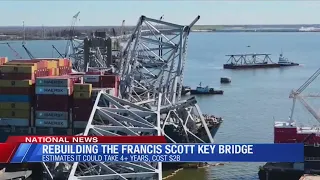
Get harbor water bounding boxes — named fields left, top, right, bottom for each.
left=1, top=32, right=320, bottom=179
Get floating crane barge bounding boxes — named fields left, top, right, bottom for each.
left=223, top=53, right=299, bottom=69
left=223, top=54, right=280, bottom=69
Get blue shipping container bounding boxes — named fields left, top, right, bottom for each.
left=0, top=95, right=31, bottom=102
left=35, top=87, right=71, bottom=95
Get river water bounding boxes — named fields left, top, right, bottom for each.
left=1, top=32, right=320, bottom=179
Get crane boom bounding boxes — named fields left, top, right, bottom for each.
left=22, top=44, right=35, bottom=59
left=0, top=42, right=22, bottom=59
left=293, top=66, right=320, bottom=96
left=64, top=11, right=80, bottom=58
left=289, top=64, right=320, bottom=123
left=298, top=96, right=320, bottom=123
left=52, top=45, right=64, bottom=58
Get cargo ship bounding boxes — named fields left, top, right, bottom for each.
left=0, top=57, right=223, bottom=177
left=223, top=53, right=299, bottom=69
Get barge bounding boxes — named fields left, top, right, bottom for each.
left=223, top=53, right=299, bottom=69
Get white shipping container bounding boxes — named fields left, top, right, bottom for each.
left=91, top=89, right=103, bottom=97
left=36, top=86, right=71, bottom=95
left=0, top=118, right=29, bottom=126
left=106, top=88, right=116, bottom=96
left=35, top=119, right=68, bottom=128
left=73, top=121, right=88, bottom=128
left=83, top=75, right=100, bottom=83
left=36, top=111, right=68, bottom=120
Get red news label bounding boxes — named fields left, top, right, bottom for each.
left=6, top=136, right=167, bottom=143
left=25, top=136, right=99, bottom=143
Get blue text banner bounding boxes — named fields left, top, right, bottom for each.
left=10, top=143, right=304, bottom=163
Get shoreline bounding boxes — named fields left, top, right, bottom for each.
left=191, top=30, right=320, bottom=33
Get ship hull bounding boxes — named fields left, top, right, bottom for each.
left=223, top=63, right=280, bottom=69
left=259, top=162, right=320, bottom=180
left=258, top=166, right=304, bottom=180
left=279, top=63, right=299, bottom=67
left=190, top=90, right=223, bottom=95
left=274, top=126, right=320, bottom=145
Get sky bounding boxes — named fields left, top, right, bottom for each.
left=1, top=1, right=320, bottom=26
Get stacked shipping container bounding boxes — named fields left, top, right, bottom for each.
left=73, top=83, right=93, bottom=128
left=83, top=74, right=119, bottom=96
left=0, top=61, right=36, bottom=127
left=35, top=76, right=74, bottom=128
left=0, top=58, right=73, bottom=130
left=0, top=57, right=121, bottom=134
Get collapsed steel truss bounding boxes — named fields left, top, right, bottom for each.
left=42, top=91, right=213, bottom=180
left=51, top=15, right=217, bottom=180
left=118, top=15, right=200, bottom=105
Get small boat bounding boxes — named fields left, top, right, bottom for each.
left=278, top=53, right=299, bottom=66
left=190, top=82, right=223, bottom=95
left=220, top=77, right=231, bottom=84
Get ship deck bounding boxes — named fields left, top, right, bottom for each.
left=300, top=174, right=320, bottom=180
left=262, top=162, right=294, bottom=171
left=275, top=121, right=320, bottom=134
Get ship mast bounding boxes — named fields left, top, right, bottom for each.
left=22, top=21, right=26, bottom=45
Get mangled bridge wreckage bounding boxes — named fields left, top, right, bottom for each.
left=39, top=15, right=219, bottom=180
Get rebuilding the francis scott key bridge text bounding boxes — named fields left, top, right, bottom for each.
left=42, top=144, right=254, bottom=154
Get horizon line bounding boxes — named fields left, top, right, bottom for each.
left=0, top=23, right=319, bottom=27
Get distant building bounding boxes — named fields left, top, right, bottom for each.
left=299, top=27, right=320, bottom=32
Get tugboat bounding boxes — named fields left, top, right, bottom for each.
left=278, top=53, right=299, bottom=66
left=190, top=82, right=223, bottom=95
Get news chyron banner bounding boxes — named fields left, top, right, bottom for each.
left=0, top=136, right=304, bottom=163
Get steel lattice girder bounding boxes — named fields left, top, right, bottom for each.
left=118, top=15, right=200, bottom=104
left=56, top=91, right=162, bottom=180
left=41, top=89, right=214, bottom=180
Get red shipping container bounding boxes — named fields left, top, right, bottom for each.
left=90, top=82, right=100, bottom=87
left=36, top=95, right=71, bottom=111
left=10, top=59, right=40, bottom=62
left=100, top=75, right=119, bottom=88
left=73, top=99, right=94, bottom=107
left=73, top=107, right=92, bottom=121
left=0, top=86, right=35, bottom=95
left=0, top=72, right=36, bottom=80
